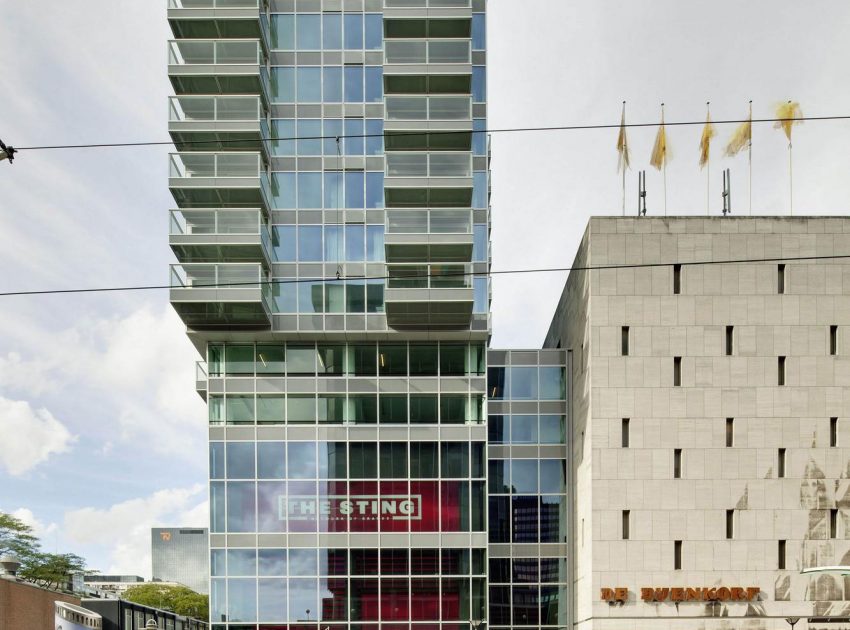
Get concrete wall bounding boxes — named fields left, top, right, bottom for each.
left=0, top=577, right=80, bottom=630
left=545, top=216, right=850, bottom=630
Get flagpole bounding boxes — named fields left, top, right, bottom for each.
left=789, top=140, right=793, bottom=216
left=662, top=103, right=667, bottom=216
left=748, top=101, right=752, bottom=215
left=706, top=102, right=710, bottom=216
left=622, top=164, right=626, bottom=216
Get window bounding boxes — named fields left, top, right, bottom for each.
left=832, top=417, right=839, bottom=447
left=778, top=448, right=786, bottom=478
left=674, top=541, right=682, bottom=570
left=621, top=418, right=630, bottom=448
left=622, top=510, right=630, bottom=540
left=778, top=264, right=786, bottom=294
left=726, top=418, right=734, bottom=447
left=621, top=326, right=630, bottom=356
left=673, top=449, right=682, bottom=479
left=831, top=325, right=838, bottom=356
left=673, top=357, right=682, bottom=386
left=726, top=509, right=734, bottom=539
left=778, top=540, right=787, bottom=570
left=673, top=264, right=682, bottom=294
left=778, top=356, right=786, bottom=386
left=725, top=326, right=734, bottom=356
left=831, top=509, right=839, bottom=539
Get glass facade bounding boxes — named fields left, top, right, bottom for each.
left=163, top=1, right=547, bottom=629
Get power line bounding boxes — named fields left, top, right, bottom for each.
left=1, top=252, right=848, bottom=298
left=12, top=114, right=844, bottom=152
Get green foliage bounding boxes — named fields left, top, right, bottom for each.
left=0, top=511, right=88, bottom=592
left=0, top=513, right=39, bottom=559
left=123, top=583, right=209, bottom=622
left=19, top=552, right=86, bottom=590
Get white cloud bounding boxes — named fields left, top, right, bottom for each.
left=10, top=507, right=58, bottom=539
left=0, top=304, right=206, bottom=457
left=0, top=397, right=75, bottom=476
left=64, top=485, right=207, bottom=578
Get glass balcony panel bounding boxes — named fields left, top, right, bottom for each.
left=385, top=97, right=427, bottom=121
left=428, top=97, right=470, bottom=120
left=217, top=40, right=260, bottom=64
left=430, top=264, right=469, bottom=288
left=429, top=153, right=471, bottom=177
left=428, top=40, right=470, bottom=63
left=218, top=264, right=261, bottom=287
left=430, top=210, right=471, bottom=233
left=217, top=96, right=260, bottom=121
left=386, top=153, right=428, bottom=177
left=172, top=153, right=216, bottom=178
left=181, top=211, right=217, bottom=235
left=170, top=40, right=215, bottom=64
left=217, top=153, right=260, bottom=177
left=387, top=210, right=428, bottom=233
left=384, top=0, right=425, bottom=6
left=177, top=265, right=216, bottom=287
left=430, top=0, right=470, bottom=6
left=385, top=41, right=427, bottom=64
left=218, top=210, right=260, bottom=234
left=170, top=0, right=260, bottom=6
left=196, top=361, right=208, bottom=380
left=388, top=265, right=428, bottom=289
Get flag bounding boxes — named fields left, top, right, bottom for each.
left=616, top=102, right=630, bottom=173
left=698, top=105, right=715, bottom=169
left=775, top=100, right=802, bottom=143
left=724, top=102, right=752, bottom=157
left=649, top=105, right=668, bottom=170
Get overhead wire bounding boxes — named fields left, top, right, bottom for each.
left=11, top=114, right=850, bottom=152
left=2, top=252, right=850, bottom=298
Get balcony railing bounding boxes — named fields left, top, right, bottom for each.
left=385, top=96, right=471, bottom=121
left=386, top=152, right=472, bottom=178
left=386, top=209, right=472, bottom=234
left=169, top=0, right=261, bottom=7
left=169, top=208, right=268, bottom=235
left=170, top=263, right=268, bottom=289
left=385, top=40, right=471, bottom=64
left=169, top=95, right=262, bottom=122
left=169, top=152, right=263, bottom=178
left=384, top=0, right=470, bottom=7
left=168, top=39, right=262, bottom=65
left=387, top=263, right=473, bottom=289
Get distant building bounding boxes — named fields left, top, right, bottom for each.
left=151, top=528, right=208, bottom=594
left=82, top=598, right=206, bottom=630
left=78, top=575, right=144, bottom=599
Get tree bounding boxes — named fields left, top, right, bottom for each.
left=0, top=512, right=88, bottom=592
left=19, top=552, right=86, bottom=590
left=0, top=512, right=39, bottom=560
left=123, top=583, right=209, bottom=621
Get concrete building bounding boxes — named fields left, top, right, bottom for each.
left=152, top=528, right=209, bottom=594
left=545, top=216, right=850, bottom=630
left=0, top=572, right=82, bottom=630
left=83, top=598, right=206, bottom=630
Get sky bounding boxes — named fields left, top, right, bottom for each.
left=1, top=0, right=850, bottom=579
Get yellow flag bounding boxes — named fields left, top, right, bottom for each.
left=775, top=100, right=802, bottom=143
left=698, top=105, right=715, bottom=169
left=616, top=102, right=630, bottom=173
left=724, top=102, right=752, bottom=157
left=649, top=105, right=668, bottom=170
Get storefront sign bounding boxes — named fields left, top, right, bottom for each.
left=601, top=586, right=761, bottom=603
left=281, top=495, right=423, bottom=521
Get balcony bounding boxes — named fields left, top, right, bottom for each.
left=384, top=39, right=471, bottom=76
left=168, top=0, right=269, bottom=41
left=384, top=95, right=472, bottom=136
left=168, top=95, right=268, bottom=153
left=168, top=39, right=268, bottom=95
left=385, top=209, right=473, bottom=262
left=169, top=208, right=272, bottom=264
left=384, top=263, right=474, bottom=329
left=170, top=263, right=272, bottom=327
left=196, top=361, right=208, bottom=400
left=168, top=152, right=271, bottom=208
left=383, top=0, right=472, bottom=19
left=386, top=152, right=471, bottom=178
